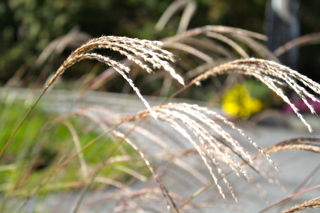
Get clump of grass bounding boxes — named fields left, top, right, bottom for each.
left=130, top=103, right=277, bottom=200
left=2, top=27, right=320, bottom=212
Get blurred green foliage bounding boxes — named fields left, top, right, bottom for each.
left=0, top=99, right=146, bottom=194
left=1, top=0, right=320, bottom=85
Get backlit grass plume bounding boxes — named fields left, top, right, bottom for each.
left=86, top=25, right=277, bottom=94
left=68, top=103, right=277, bottom=202
left=189, top=58, right=320, bottom=132
left=47, top=36, right=185, bottom=116
left=1, top=36, right=184, bottom=157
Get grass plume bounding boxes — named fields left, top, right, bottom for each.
left=191, top=58, right=320, bottom=132
left=1, top=36, right=184, bottom=158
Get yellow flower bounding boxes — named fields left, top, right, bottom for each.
left=222, top=84, right=262, bottom=118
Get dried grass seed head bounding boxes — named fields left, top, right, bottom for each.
left=192, top=58, right=320, bottom=132
left=127, top=102, right=279, bottom=201
left=45, top=36, right=185, bottom=119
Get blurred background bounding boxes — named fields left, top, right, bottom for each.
left=1, top=1, right=320, bottom=212
left=1, top=0, right=320, bottom=91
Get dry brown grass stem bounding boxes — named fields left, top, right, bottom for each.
left=185, top=59, right=231, bottom=79
left=34, top=26, right=91, bottom=68
left=114, top=165, right=147, bottom=182
left=176, top=0, right=196, bottom=34
left=259, top=185, right=320, bottom=213
left=94, top=177, right=131, bottom=191
left=167, top=25, right=267, bottom=41
left=155, top=0, right=196, bottom=34
left=66, top=106, right=168, bottom=148
left=227, top=33, right=279, bottom=61
left=205, top=32, right=249, bottom=58
left=112, top=130, right=179, bottom=212
left=112, top=187, right=199, bottom=213
left=282, top=197, right=320, bottom=213
left=61, top=121, right=89, bottom=178
left=252, top=138, right=320, bottom=160
left=274, top=33, right=320, bottom=56
left=161, top=25, right=277, bottom=62
left=234, top=137, right=320, bottom=205
left=162, top=41, right=214, bottom=63
left=178, top=37, right=236, bottom=58
left=165, top=156, right=209, bottom=184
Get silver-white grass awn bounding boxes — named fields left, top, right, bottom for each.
left=161, top=107, right=243, bottom=176
left=124, top=103, right=280, bottom=201
left=177, top=103, right=278, bottom=169
left=112, top=130, right=179, bottom=212
left=160, top=109, right=233, bottom=199
left=156, top=105, right=268, bottom=200
left=156, top=114, right=227, bottom=199
left=160, top=104, right=252, bottom=163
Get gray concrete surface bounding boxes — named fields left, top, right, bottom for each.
left=1, top=88, right=320, bottom=212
